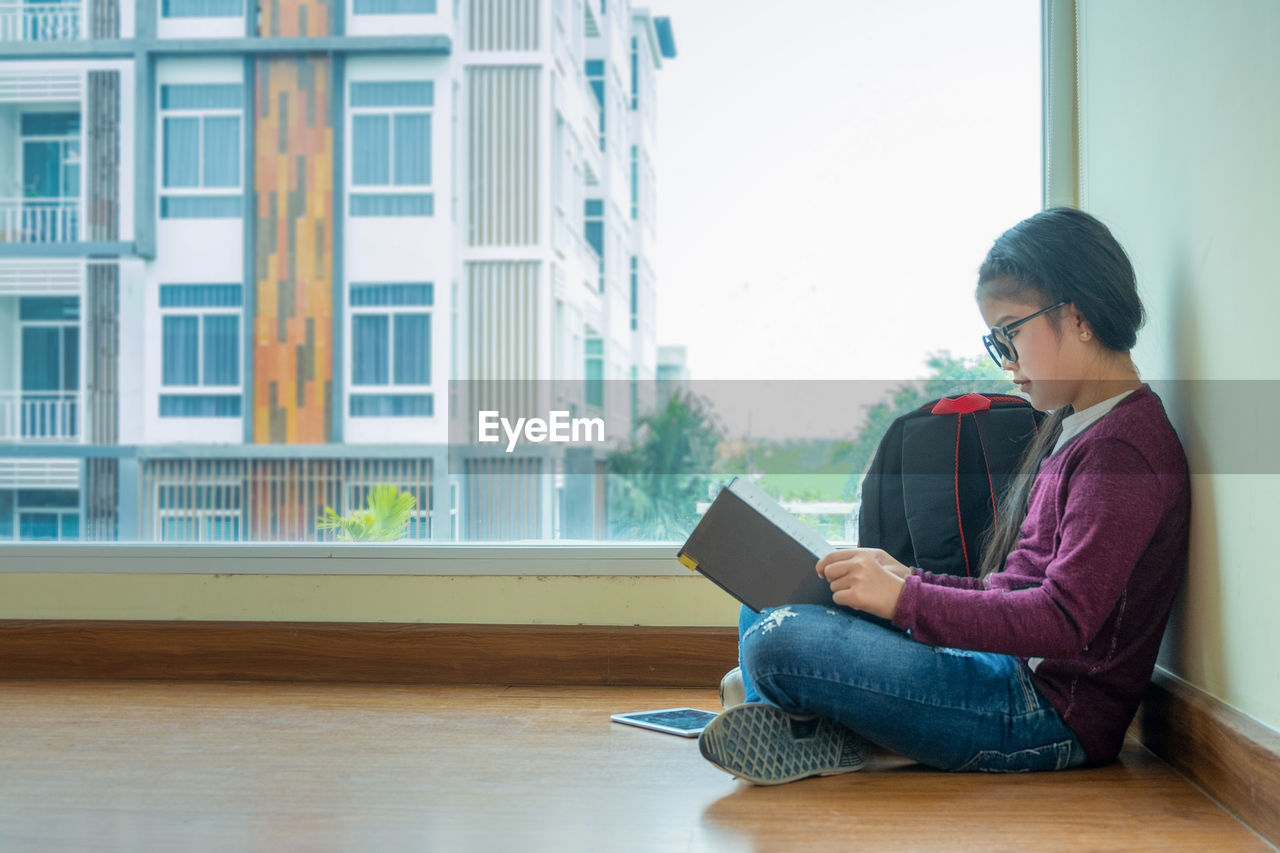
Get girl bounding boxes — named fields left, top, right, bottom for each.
left=699, top=208, right=1191, bottom=784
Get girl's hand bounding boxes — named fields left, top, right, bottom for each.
left=815, top=548, right=909, bottom=621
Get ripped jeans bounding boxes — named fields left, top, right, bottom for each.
left=738, top=604, right=1088, bottom=772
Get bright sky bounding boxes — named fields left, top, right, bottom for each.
left=650, top=0, right=1042, bottom=383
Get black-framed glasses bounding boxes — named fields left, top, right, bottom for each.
left=982, top=301, right=1068, bottom=367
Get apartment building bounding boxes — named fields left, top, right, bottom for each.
left=0, top=0, right=676, bottom=541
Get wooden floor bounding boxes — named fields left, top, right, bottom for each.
left=0, top=682, right=1270, bottom=853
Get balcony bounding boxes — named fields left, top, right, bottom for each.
left=0, top=0, right=83, bottom=41
left=0, top=390, right=81, bottom=442
left=0, top=199, right=80, bottom=244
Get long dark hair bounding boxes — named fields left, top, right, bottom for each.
left=975, top=208, right=1145, bottom=578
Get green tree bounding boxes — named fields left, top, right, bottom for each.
left=606, top=390, right=725, bottom=540
left=832, top=350, right=1014, bottom=499
left=317, top=484, right=417, bottom=541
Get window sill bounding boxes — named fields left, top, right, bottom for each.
left=0, top=542, right=690, bottom=576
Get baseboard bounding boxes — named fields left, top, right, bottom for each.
left=0, top=620, right=739, bottom=688
left=1133, top=667, right=1280, bottom=848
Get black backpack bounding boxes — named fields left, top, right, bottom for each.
left=857, top=392, right=1044, bottom=578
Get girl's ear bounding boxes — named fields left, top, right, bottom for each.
left=1066, top=304, right=1093, bottom=341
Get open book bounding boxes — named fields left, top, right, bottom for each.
left=677, top=477, right=837, bottom=612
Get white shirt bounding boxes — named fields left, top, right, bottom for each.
left=1051, top=389, right=1137, bottom=455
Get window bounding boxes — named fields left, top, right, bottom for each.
left=162, top=0, right=244, bottom=18
left=19, top=297, right=79, bottom=440
left=4, top=489, right=79, bottom=541
left=19, top=112, right=80, bottom=242
left=348, top=283, right=434, bottom=417
left=584, top=199, right=604, bottom=292
left=629, top=255, right=638, bottom=330
left=0, top=4, right=1041, bottom=553
left=585, top=59, right=605, bottom=151
left=349, top=81, right=434, bottom=217
left=449, top=481, right=458, bottom=540
left=353, top=0, right=436, bottom=13
left=159, top=284, right=242, bottom=418
left=630, top=35, right=638, bottom=109
left=585, top=336, right=603, bottom=409
left=156, top=482, right=243, bottom=542
left=159, top=84, right=243, bottom=218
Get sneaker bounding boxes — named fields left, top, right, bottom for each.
left=719, top=666, right=746, bottom=709
left=698, top=702, right=870, bottom=785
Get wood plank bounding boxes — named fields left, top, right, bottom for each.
left=0, top=681, right=1268, bottom=852
left=5, top=621, right=1278, bottom=848
left=1132, top=667, right=1280, bottom=848
left=0, top=620, right=739, bottom=687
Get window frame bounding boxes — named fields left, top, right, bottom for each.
left=0, top=4, right=1046, bottom=588
left=0, top=542, right=693, bottom=575
left=160, top=0, right=245, bottom=18
left=157, top=83, right=244, bottom=219
left=350, top=0, right=437, bottom=16
left=8, top=489, right=80, bottom=542
left=157, top=284, right=244, bottom=418
left=346, top=282, right=435, bottom=418
left=346, top=79, right=435, bottom=217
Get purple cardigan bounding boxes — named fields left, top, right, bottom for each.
left=892, top=386, right=1190, bottom=764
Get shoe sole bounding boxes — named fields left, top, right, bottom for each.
left=698, top=703, right=869, bottom=785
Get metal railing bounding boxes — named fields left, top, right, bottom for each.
left=0, top=199, right=80, bottom=244
left=0, top=1, right=82, bottom=41
left=0, top=390, right=82, bottom=442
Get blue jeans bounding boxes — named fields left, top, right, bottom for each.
left=738, top=604, right=1088, bottom=772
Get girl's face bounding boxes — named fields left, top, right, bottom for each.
left=978, top=284, right=1087, bottom=412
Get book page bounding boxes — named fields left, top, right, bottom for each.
left=727, top=477, right=833, bottom=561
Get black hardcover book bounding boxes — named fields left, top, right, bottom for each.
left=677, top=477, right=837, bottom=612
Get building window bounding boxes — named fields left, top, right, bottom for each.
left=159, top=284, right=243, bottom=418
left=630, top=145, right=638, bottom=220
left=157, top=482, right=243, bottom=542
left=353, top=0, right=436, bottom=13
left=449, top=481, right=458, bottom=540
left=585, top=336, right=603, bottom=409
left=629, top=255, right=638, bottom=330
left=584, top=199, right=604, bottom=292
left=18, top=296, right=80, bottom=440
left=348, top=283, right=434, bottom=417
left=19, top=112, right=80, bottom=242
left=162, top=0, right=245, bottom=18
left=159, top=84, right=243, bottom=219
left=585, top=59, right=605, bottom=151
left=4, top=489, right=80, bottom=541
left=349, top=82, right=434, bottom=217
left=630, top=35, right=639, bottom=109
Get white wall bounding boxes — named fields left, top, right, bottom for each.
left=343, top=54, right=452, bottom=444
left=145, top=57, right=246, bottom=444
left=1069, top=0, right=1280, bottom=730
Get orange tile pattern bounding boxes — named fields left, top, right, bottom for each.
left=258, top=0, right=333, bottom=38
left=252, top=55, right=335, bottom=444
